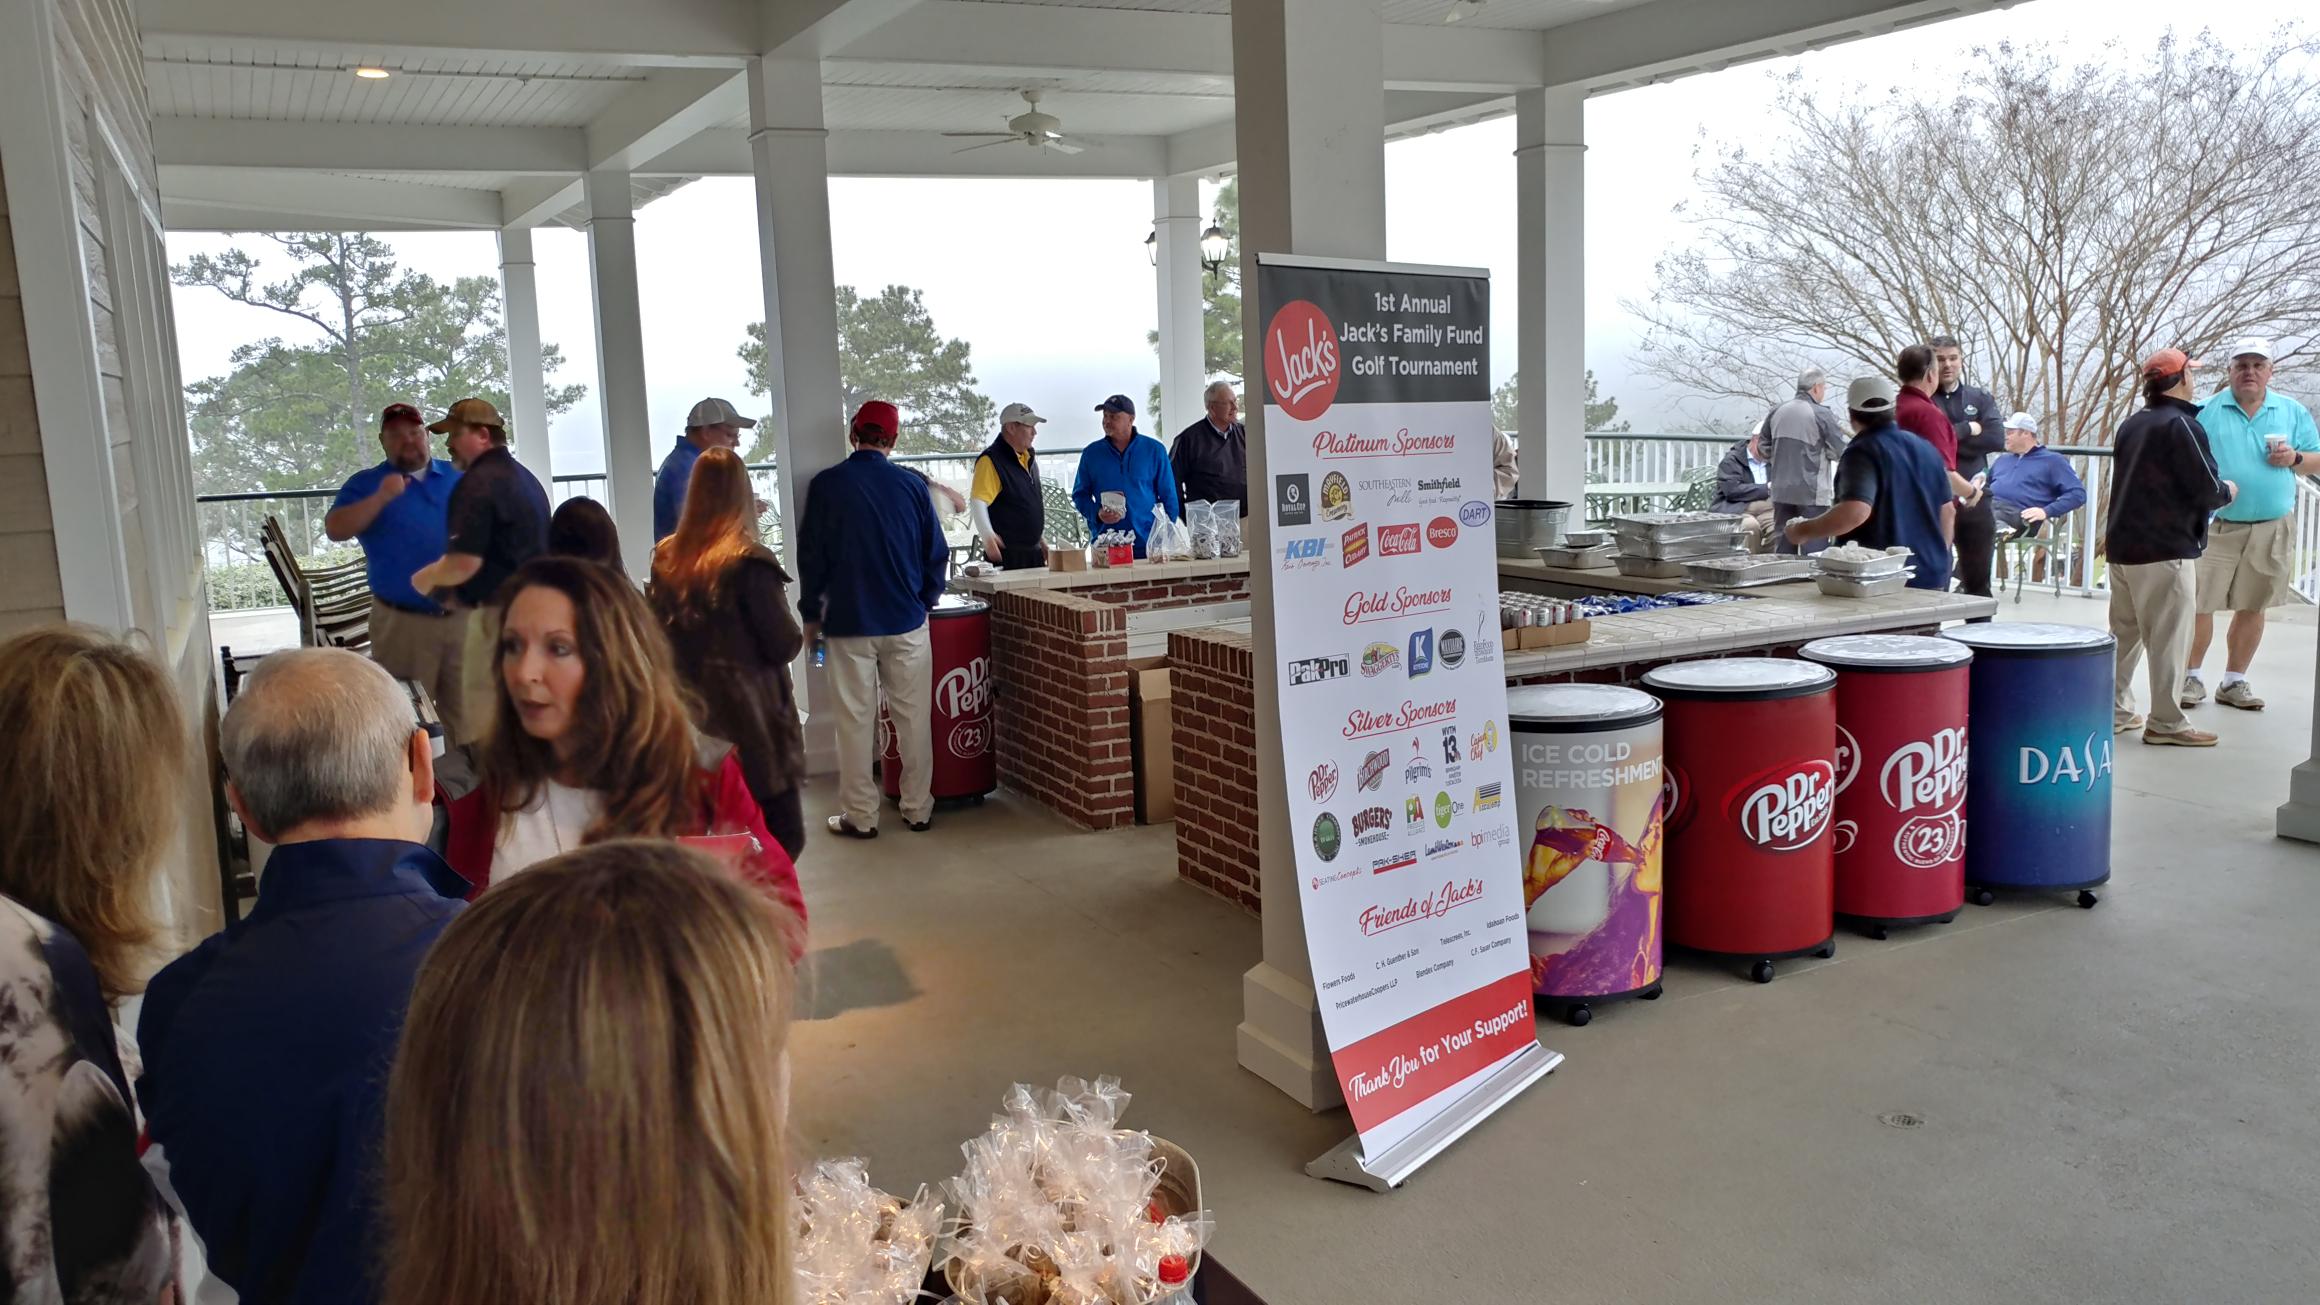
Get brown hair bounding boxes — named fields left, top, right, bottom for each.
left=1896, top=343, right=1936, bottom=385
left=478, top=556, right=705, bottom=841
left=651, top=447, right=762, bottom=607
left=0, top=625, right=185, bottom=997
left=384, top=841, right=797, bottom=1305
left=548, top=496, right=624, bottom=569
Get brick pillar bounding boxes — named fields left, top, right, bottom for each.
left=990, top=589, right=1135, bottom=829
left=1169, top=628, right=1261, bottom=912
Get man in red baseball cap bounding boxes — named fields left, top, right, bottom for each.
left=796, top=400, right=951, bottom=836
left=2104, top=348, right=2237, bottom=747
left=324, top=402, right=470, bottom=738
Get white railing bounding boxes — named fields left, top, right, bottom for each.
left=1581, top=432, right=1730, bottom=486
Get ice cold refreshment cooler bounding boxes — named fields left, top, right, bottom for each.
left=1800, top=635, right=1973, bottom=934
left=1941, top=623, right=2114, bottom=907
left=1507, top=685, right=1667, bottom=1026
left=881, top=594, right=997, bottom=802
left=1642, top=658, right=1838, bottom=982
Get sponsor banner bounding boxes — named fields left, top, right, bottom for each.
left=1261, top=255, right=1533, bottom=1158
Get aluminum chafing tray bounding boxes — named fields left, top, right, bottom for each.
left=1559, top=528, right=1613, bottom=549
left=1814, top=545, right=1914, bottom=579
left=1535, top=544, right=1616, bottom=569
left=1815, top=569, right=1917, bottom=597
left=1613, top=555, right=1691, bottom=579
left=1609, top=511, right=1748, bottom=543
left=1680, top=554, right=1818, bottom=588
left=1616, top=535, right=1748, bottom=561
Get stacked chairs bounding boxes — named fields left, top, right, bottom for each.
left=258, top=515, right=370, bottom=651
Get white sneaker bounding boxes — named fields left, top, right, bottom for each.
left=2180, top=676, right=2208, bottom=707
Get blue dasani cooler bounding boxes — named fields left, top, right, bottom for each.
left=1507, top=685, right=1666, bottom=1027
left=1941, top=623, right=2114, bottom=908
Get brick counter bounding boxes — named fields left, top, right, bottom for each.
left=956, top=555, right=1250, bottom=613
left=990, top=589, right=1134, bottom=829
left=1168, top=628, right=1259, bottom=911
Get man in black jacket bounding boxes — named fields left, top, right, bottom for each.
left=1931, top=336, right=2006, bottom=597
left=1711, top=426, right=1775, bottom=551
left=1169, top=381, right=1247, bottom=513
left=2107, top=348, right=2237, bottom=747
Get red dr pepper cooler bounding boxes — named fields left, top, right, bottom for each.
left=880, top=594, right=996, bottom=804
left=1799, top=635, right=1973, bottom=938
left=1641, top=657, right=1838, bottom=983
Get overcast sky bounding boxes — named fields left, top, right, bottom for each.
left=165, top=0, right=2306, bottom=480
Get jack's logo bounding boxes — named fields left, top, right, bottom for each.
left=1265, top=298, right=1342, bottom=421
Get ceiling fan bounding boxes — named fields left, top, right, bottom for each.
left=943, top=88, right=1085, bottom=155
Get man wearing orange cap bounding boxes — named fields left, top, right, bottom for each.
left=798, top=401, right=951, bottom=837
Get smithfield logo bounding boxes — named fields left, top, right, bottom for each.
left=1459, top=500, right=1493, bottom=528
left=1343, top=586, right=1457, bottom=626
left=1358, top=748, right=1391, bottom=791
left=1732, top=760, right=1837, bottom=852
left=1280, top=533, right=1331, bottom=572
left=1377, top=523, right=1422, bottom=557
left=1881, top=728, right=1967, bottom=814
left=1286, top=655, right=1349, bottom=686
left=1439, top=626, right=1467, bottom=669
left=1311, top=811, right=1342, bottom=863
left=1424, top=837, right=1463, bottom=860
left=1433, top=791, right=1455, bottom=828
left=935, top=657, right=991, bottom=719
left=1265, top=298, right=1341, bottom=421
left=1407, top=628, right=1435, bottom=678
left=1416, top=475, right=1462, bottom=500
left=1342, top=523, right=1371, bottom=566
left=1426, top=516, right=1459, bottom=549
left=2018, top=734, right=2112, bottom=792
left=1275, top=473, right=1312, bottom=528
left=1360, top=643, right=1400, bottom=677
left=1352, top=805, right=1394, bottom=845
left=1308, top=761, right=1340, bottom=803
left=1474, top=781, right=1502, bottom=811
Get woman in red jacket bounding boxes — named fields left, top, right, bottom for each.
left=444, top=556, right=806, bottom=933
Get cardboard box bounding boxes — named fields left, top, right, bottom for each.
left=1127, top=656, right=1175, bottom=824
left=1049, top=547, right=1091, bottom=572
left=1513, top=618, right=1592, bottom=650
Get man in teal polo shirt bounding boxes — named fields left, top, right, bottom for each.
left=326, top=402, right=466, bottom=739
left=2185, top=338, right=2320, bottom=712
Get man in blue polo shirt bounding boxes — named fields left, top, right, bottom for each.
left=1073, top=393, right=1180, bottom=556
left=1784, top=376, right=1957, bottom=589
left=2185, top=338, right=2320, bottom=711
left=653, top=395, right=755, bottom=541
left=326, top=401, right=467, bottom=739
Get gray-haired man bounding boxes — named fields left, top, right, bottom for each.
left=1767, top=367, right=1851, bottom=555
left=138, top=649, right=469, bottom=1305
left=1169, top=381, right=1248, bottom=514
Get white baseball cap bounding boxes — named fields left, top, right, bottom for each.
left=999, top=402, right=1047, bottom=426
left=1846, top=375, right=1899, bottom=414
left=685, top=397, right=758, bottom=429
left=2228, top=337, right=2274, bottom=362
left=2004, top=411, right=2038, bottom=433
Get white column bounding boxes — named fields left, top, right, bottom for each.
left=1514, top=86, right=1587, bottom=504
left=2277, top=627, right=2320, bottom=841
left=749, top=54, right=847, bottom=774
left=584, top=169, right=654, bottom=575
left=1230, top=0, right=1388, bottom=1112
left=1153, top=175, right=1206, bottom=439
left=497, top=227, right=554, bottom=491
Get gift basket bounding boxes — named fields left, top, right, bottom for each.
left=793, top=1159, right=944, bottom=1305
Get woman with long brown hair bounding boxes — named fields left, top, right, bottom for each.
left=0, top=625, right=190, bottom=1297
left=442, top=556, right=806, bottom=930
left=384, top=841, right=797, bottom=1305
left=649, top=446, right=809, bottom=857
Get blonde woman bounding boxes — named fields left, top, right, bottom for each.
left=384, top=841, right=797, bottom=1305
left=0, top=625, right=189, bottom=1299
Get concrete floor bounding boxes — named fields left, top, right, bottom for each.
left=786, top=593, right=2320, bottom=1304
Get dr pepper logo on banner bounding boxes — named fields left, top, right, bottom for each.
left=1728, top=759, right=1837, bottom=852
left=1266, top=300, right=1342, bottom=420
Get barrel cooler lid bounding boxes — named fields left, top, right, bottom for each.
left=1641, top=656, right=1834, bottom=701
left=1800, top=634, right=1973, bottom=671
left=1508, top=683, right=1662, bottom=731
left=1941, top=622, right=2113, bottom=656
left=933, top=592, right=990, bottom=617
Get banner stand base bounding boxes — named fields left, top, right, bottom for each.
left=1305, top=1042, right=1563, bottom=1192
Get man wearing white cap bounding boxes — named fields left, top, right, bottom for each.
left=2185, top=338, right=2320, bottom=711
left=654, top=397, right=758, bottom=542
left=1783, top=375, right=1956, bottom=589
left=1983, top=412, right=2086, bottom=537
left=971, top=403, right=1050, bottom=569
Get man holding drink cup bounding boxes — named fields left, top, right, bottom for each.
left=2185, top=338, right=2320, bottom=711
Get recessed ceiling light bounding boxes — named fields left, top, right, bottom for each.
left=352, top=66, right=391, bottom=80
left=1445, top=0, right=1484, bottom=22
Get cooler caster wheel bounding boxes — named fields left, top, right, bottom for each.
left=1969, top=887, right=1996, bottom=907
left=970, top=794, right=986, bottom=807
left=1640, top=987, right=1663, bottom=1000
left=2076, top=890, right=2099, bottom=909
left=1563, top=1004, right=1592, bottom=1028
left=1749, top=960, right=1776, bottom=984
left=1868, top=926, right=1889, bottom=941
left=1816, top=941, right=1837, bottom=959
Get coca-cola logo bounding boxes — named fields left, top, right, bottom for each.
left=1731, top=760, right=1836, bottom=852
left=1880, top=728, right=1967, bottom=815
left=947, top=718, right=989, bottom=760
left=1833, top=724, right=1861, bottom=795
left=1266, top=299, right=1341, bottom=421
left=1894, top=811, right=1963, bottom=870
left=1426, top=516, right=1459, bottom=549
left=935, top=656, right=991, bottom=719
left=1377, top=523, right=1421, bottom=557
left=1308, top=761, right=1340, bottom=802
left=1343, top=586, right=1456, bottom=625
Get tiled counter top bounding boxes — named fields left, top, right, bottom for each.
left=953, top=554, right=1250, bottom=595
left=1501, top=585, right=1996, bottom=677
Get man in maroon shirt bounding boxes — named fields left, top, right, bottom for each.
left=1896, top=343, right=1981, bottom=504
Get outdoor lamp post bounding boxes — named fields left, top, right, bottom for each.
left=1199, top=220, right=1230, bottom=284
left=1145, top=228, right=1158, bottom=266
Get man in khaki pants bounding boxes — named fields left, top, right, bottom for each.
left=2105, top=349, right=2237, bottom=747
left=325, top=403, right=469, bottom=739
left=408, top=399, right=550, bottom=738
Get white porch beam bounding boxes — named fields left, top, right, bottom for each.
left=135, top=0, right=758, bottom=67
left=583, top=170, right=656, bottom=575
left=497, top=228, right=554, bottom=489
left=154, top=119, right=586, bottom=175
left=639, top=127, right=1169, bottom=179
left=1514, top=86, right=1586, bottom=503
left=1542, top=0, right=2018, bottom=93
left=500, top=178, right=578, bottom=231
left=1165, top=89, right=1512, bottom=177
left=159, top=167, right=501, bottom=229
left=496, top=69, right=745, bottom=230
left=1152, top=176, right=1206, bottom=439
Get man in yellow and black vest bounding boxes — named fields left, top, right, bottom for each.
left=970, top=403, right=1049, bottom=569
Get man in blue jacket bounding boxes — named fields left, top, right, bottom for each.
left=799, top=400, right=951, bottom=836
left=1984, top=411, right=2087, bottom=536
left=140, top=649, right=466, bottom=1305
left=1073, top=394, right=1181, bottom=555
left=1783, top=376, right=1957, bottom=589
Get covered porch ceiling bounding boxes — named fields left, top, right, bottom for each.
left=143, top=0, right=2023, bottom=232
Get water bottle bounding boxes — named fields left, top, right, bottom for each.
left=811, top=634, right=826, bottom=668
left=1153, top=1254, right=1193, bottom=1304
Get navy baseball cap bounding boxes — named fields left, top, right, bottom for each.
left=1095, top=394, right=1137, bottom=415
